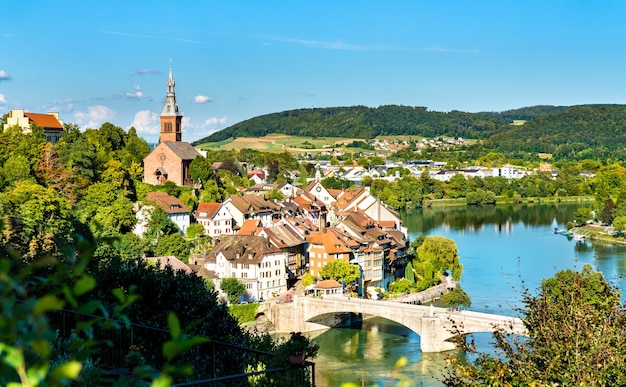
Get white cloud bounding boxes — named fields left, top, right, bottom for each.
left=73, top=105, right=116, bottom=129
left=203, top=116, right=228, bottom=128
left=122, top=82, right=147, bottom=99
left=130, top=110, right=160, bottom=135
left=0, top=70, right=11, bottom=81
left=0, top=94, right=6, bottom=103
left=136, top=68, right=160, bottom=75
left=193, top=95, right=213, bottom=104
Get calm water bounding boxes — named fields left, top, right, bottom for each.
left=313, top=202, right=626, bottom=386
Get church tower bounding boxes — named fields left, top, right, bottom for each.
left=159, top=63, right=183, bottom=142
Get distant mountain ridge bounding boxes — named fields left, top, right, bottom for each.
left=193, top=104, right=626, bottom=159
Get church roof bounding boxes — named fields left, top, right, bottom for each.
left=163, top=141, right=200, bottom=160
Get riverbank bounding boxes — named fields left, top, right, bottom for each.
left=572, top=223, right=626, bottom=246
left=426, top=195, right=595, bottom=208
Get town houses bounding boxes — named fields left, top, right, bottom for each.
left=192, top=177, right=410, bottom=303
left=133, top=63, right=410, bottom=303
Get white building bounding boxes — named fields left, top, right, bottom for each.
left=143, top=192, right=191, bottom=234
left=4, top=109, right=64, bottom=143
left=206, top=235, right=287, bottom=302
left=194, top=202, right=235, bottom=237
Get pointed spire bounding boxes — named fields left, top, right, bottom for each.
left=161, top=60, right=180, bottom=117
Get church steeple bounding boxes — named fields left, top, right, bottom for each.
left=159, top=62, right=183, bottom=142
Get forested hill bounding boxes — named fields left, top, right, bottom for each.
left=193, top=104, right=626, bottom=155
left=485, top=105, right=626, bottom=159
left=193, top=105, right=525, bottom=144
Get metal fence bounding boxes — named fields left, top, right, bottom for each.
left=47, top=309, right=315, bottom=386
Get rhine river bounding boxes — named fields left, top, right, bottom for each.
left=312, top=202, right=626, bottom=386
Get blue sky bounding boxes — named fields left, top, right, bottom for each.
left=2, top=1, right=626, bottom=143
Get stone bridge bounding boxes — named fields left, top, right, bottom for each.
left=264, top=296, right=527, bottom=352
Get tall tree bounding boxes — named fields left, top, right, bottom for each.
left=415, top=236, right=463, bottom=282
left=319, top=260, right=360, bottom=284
left=0, top=181, right=75, bottom=261
left=445, top=265, right=626, bottom=386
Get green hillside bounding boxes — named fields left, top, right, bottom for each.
left=193, top=104, right=626, bottom=160
left=485, top=104, right=626, bottom=160
left=193, top=105, right=515, bottom=144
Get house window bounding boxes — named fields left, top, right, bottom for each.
left=241, top=273, right=248, bottom=278
left=246, top=283, right=253, bottom=290
left=242, top=263, right=249, bottom=269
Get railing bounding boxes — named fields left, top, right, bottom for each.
left=173, top=361, right=315, bottom=387
left=47, top=309, right=315, bottom=386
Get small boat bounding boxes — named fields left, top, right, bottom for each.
left=573, top=233, right=585, bottom=241
left=561, top=230, right=573, bottom=237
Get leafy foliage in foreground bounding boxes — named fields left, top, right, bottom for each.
left=444, top=265, right=626, bottom=386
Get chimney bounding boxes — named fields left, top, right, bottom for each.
left=320, top=210, right=327, bottom=233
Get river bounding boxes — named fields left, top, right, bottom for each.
left=312, top=202, right=626, bottom=386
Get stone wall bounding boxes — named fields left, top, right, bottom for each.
left=389, top=283, right=452, bottom=305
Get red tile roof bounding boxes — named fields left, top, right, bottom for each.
left=238, top=219, right=262, bottom=235
left=315, top=279, right=342, bottom=289
left=195, top=202, right=221, bottom=219
left=146, top=192, right=190, bottom=214
left=23, top=112, right=63, bottom=129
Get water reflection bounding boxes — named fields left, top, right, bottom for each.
left=312, top=202, right=626, bottom=386
left=313, top=317, right=466, bottom=387
left=400, top=202, right=580, bottom=235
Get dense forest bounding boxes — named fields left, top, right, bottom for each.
left=195, top=104, right=626, bottom=161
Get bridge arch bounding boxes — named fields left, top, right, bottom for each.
left=265, top=296, right=526, bottom=352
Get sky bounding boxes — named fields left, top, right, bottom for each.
left=2, top=1, right=626, bottom=144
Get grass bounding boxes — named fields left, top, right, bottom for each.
left=198, top=134, right=377, bottom=154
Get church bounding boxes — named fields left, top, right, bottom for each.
left=143, top=65, right=200, bottom=186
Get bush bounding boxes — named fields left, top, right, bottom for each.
left=229, top=303, right=259, bottom=324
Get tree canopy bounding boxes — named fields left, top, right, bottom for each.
left=319, top=260, right=360, bottom=284
left=446, top=265, right=626, bottom=386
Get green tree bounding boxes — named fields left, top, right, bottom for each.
left=155, top=232, right=190, bottom=262
left=186, top=223, right=206, bottom=239
left=612, top=215, right=626, bottom=233
left=221, top=277, right=247, bottom=304
left=3, top=154, right=32, bottom=184
left=599, top=198, right=616, bottom=224
left=415, top=236, right=463, bottom=283
left=446, top=265, right=626, bottom=386
left=77, top=182, right=135, bottom=238
left=301, top=272, right=315, bottom=288
left=118, top=232, right=149, bottom=259
left=265, top=188, right=285, bottom=201
left=573, top=207, right=593, bottom=224
left=405, top=261, right=415, bottom=284
left=440, top=287, right=471, bottom=309
left=319, top=260, right=360, bottom=284
left=321, top=176, right=354, bottom=190
left=1, top=181, right=75, bottom=261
